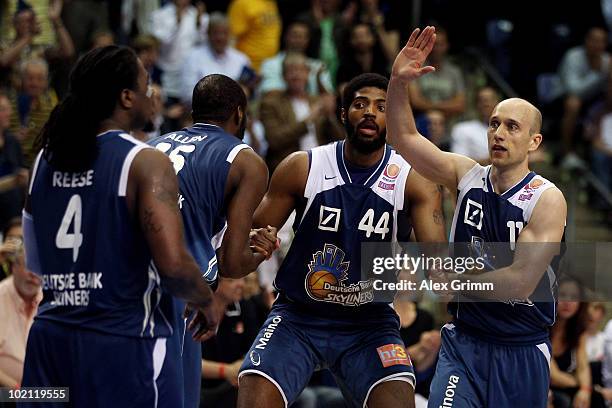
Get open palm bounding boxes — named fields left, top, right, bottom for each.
left=391, top=26, right=437, bottom=81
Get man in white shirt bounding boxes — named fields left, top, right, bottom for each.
left=0, top=225, right=41, bottom=389
left=149, top=0, right=208, bottom=100
left=181, top=12, right=251, bottom=105
left=450, top=86, right=499, bottom=164
left=558, top=27, right=610, bottom=155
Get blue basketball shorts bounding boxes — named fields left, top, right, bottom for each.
left=21, top=319, right=181, bottom=408
left=427, top=323, right=551, bottom=408
left=239, top=301, right=415, bottom=408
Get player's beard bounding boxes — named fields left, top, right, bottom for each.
left=344, top=120, right=387, bottom=154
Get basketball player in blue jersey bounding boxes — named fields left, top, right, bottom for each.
left=237, top=73, right=447, bottom=408
left=148, top=74, right=278, bottom=408
left=21, top=46, right=221, bottom=407
left=386, top=27, right=567, bottom=407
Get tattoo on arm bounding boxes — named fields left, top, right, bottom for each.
left=154, top=166, right=180, bottom=211
left=143, top=207, right=162, bottom=233
left=433, top=209, right=444, bottom=225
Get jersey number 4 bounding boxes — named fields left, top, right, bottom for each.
left=358, top=209, right=390, bottom=240
left=56, top=194, right=83, bottom=262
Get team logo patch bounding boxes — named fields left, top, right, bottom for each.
left=464, top=199, right=484, bottom=230
left=319, top=206, right=341, bottom=232
left=378, top=181, right=395, bottom=190
left=518, top=193, right=533, bottom=201
left=529, top=179, right=544, bottom=189
left=383, top=163, right=400, bottom=179
left=249, top=350, right=261, bottom=366
left=305, top=244, right=373, bottom=306
left=377, top=344, right=411, bottom=368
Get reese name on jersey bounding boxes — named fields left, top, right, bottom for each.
left=52, top=170, right=94, bottom=188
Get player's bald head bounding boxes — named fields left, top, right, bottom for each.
left=494, top=98, right=542, bottom=135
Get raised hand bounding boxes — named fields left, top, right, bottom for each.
left=48, top=0, right=63, bottom=24
left=391, top=26, right=437, bottom=82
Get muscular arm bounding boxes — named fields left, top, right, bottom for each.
left=453, top=188, right=567, bottom=301
left=405, top=170, right=446, bottom=243
left=386, top=27, right=475, bottom=189
left=217, top=149, right=269, bottom=278
left=253, top=151, right=309, bottom=229
left=130, top=149, right=213, bottom=307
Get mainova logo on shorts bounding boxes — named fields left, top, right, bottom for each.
left=439, top=375, right=460, bottom=408
left=255, top=316, right=282, bottom=350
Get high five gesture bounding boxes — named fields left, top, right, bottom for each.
left=391, top=26, right=437, bottom=82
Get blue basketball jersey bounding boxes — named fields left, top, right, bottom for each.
left=148, top=123, right=250, bottom=284
left=28, top=130, right=173, bottom=338
left=274, top=141, right=411, bottom=317
left=449, top=164, right=560, bottom=344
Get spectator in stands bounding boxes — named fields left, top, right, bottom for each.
left=395, top=295, right=440, bottom=403
left=260, top=53, right=343, bottom=172
left=120, top=0, right=160, bottom=40
left=131, top=34, right=162, bottom=85
left=559, top=27, right=610, bottom=159
left=586, top=303, right=607, bottom=364
left=259, top=20, right=333, bottom=96
left=61, top=0, right=110, bottom=54
left=0, top=92, right=26, bottom=233
left=336, top=22, right=390, bottom=89
left=89, top=29, right=115, bottom=50
left=181, top=13, right=251, bottom=105
left=1, top=0, right=57, bottom=51
left=353, top=0, right=399, bottom=63
left=584, top=71, right=612, bottom=215
left=0, top=219, right=41, bottom=388
left=201, top=277, right=262, bottom=407
left=450, top=86, right=500, bottom=164
left=227, top=0, right=281, bottom=72
left=0, top=218, right=23, bottom=281
left=408, top=26, right=466, bottom=120
left=8, top=58, right=57, bottom=165
left=600, top=317, right=612, bottom=402
left=424, top=109, right=447, bottom=148
left=298, top=0, right=353, bottom=87
left=551, top=278, right=605, bottom=408
left=0, top=0, right=74, bottom=90
left=150, top=0, right=209, bottom=102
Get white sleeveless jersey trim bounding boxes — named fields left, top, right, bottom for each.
left=450, top=164, right=487, bottom=242
left=226, top=144, right=251, bottom=163
left=119, top=132, right=150, bottom=147
left=97, top=129, right=125, bottom=137
left=28, top=150, right=44, bottom=195
left=118, top=134, right=153, bottom=197
left=450, top=164, right=559, bottom=240
left=300, top=143, right=411, bottom=239
left=300, top=143, right=345, bottom=226
left=382, top=152, right=410, bottom=251
left=368, top=150, right=411, bottom=210
left=511, top=176, right=557, bottom=223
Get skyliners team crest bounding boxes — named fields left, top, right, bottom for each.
left=305, top=244, right=374, bottom=306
